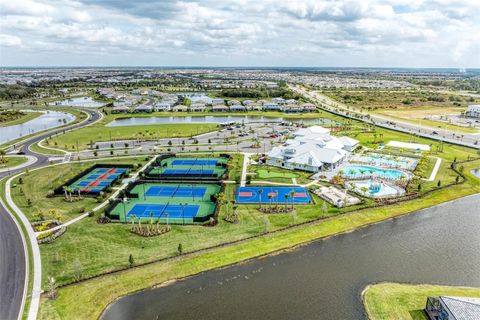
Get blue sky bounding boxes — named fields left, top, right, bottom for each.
left=0, top=0, right=479, bottom=67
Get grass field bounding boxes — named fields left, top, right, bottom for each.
left=363, top=282, right=480, bottom=320
left=250, top=165, right=312, bottom=184
left=0, top=111, right=42, bottom=127
left=0, top=156, right=28, bottom=169
left=28, top=141, right=66, bottom=155
left=38, top=158, right=480, bottom=319
left=10, top=157, right=147, bottom=223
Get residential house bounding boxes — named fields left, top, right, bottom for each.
left=134, top=105, right=153, bottom=113
left=465, top=105, right=480, bottom=118
left=263, top=102, right=280, bottom=111
left=190, top=103, right=207, bottom=112
left=230, top=104, right=246, bottom=112
left=172, top=104, right=189, bottom=112
left=154, top=101, right=172, bottom=112
left=212, top=105, right=229, bottom=112
left=111, top=106, right=130, bottom=114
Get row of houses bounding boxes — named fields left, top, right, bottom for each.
left=112, top=103, right=317, bottom=114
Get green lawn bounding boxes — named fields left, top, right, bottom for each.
left=250, top=165, right=313, bottom=184
left=0, top=156, right=28, bottom=169
left=38, top=158, right=480, bottom=320
left=0, top=111, right=42, bottom=127
left=363, top=282, right=480, bottom=320
left=28, top=141, right=66, bottom=156
left=10, top=157, right=147, bottom=223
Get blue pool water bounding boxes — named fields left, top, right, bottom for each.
left=342, top=165, right=408, bottom=180
left=355, top=153, right=417, bottom=170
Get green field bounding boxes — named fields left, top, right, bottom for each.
left=10, top=157, right=147, bottom=222
left=38, top=158, right=480, bottom=319
left=0, top=156, right=28, bottom=169
left=363, top=282, right=480, bottom=320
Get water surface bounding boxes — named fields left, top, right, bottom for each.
left=0, top=110, right=75, bottom=144
left=102, top=194, right=480, bottom=320
left=50, top=96, right=106, bottom=108
left=106, top=115, right=335, bottom=127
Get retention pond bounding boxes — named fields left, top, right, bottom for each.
left=102, top=194, right=480, bottom=320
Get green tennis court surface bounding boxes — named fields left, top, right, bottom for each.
left=147, top=157, right=227, bottom=179
left=110, top=183, right=221, bottom=224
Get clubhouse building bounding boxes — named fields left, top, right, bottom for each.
left=266, top=126, right=359, bottom=173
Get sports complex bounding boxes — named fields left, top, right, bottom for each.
left=54, top=164, right=132, bottom=196
left=107, top=182, right=221, bottom=224
left=236, top=186, right=313, bottom=204
left=144, top=155, right=228, bottom=180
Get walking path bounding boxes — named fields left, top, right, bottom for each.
left=0, top=156, right=37, bottom=173
left=240, top=153, right=252, bottom=187
left=423, top=157, right=442, bottom=182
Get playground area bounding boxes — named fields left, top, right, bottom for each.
left=67, top=167, right=128, bottom=195
left=235, top=186, right=312, bottom=204
left=108, top=182, right=221, bottom=224
left=146, top=156, right=228, bottom=179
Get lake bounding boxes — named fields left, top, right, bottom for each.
left=102, top=194, right=480, bottom=320
left=0, top=110, right=75, bottom=145
left=106, top=115, right=336, bottom=127
left=50, top=96, right=106, bottom=108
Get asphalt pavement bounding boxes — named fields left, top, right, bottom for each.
left=0, top=108, right=101, bottom=320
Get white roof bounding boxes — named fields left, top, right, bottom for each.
left=440, top=296, right=480, bottom=320
left=338, top=136, right=360, bottom=147
left=386, top=140, right=430, bottom=151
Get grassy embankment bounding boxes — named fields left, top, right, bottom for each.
left=363, top=282, right=480, bottom=320
left=0, top=111, right=42, bottom=127
left=0, top=156, right=28, bottom=169
left=35, top=143, right=480, bottom=319
left=38, top=157, right=480, bottom=320
left=10, top=157, right=148, bottom=223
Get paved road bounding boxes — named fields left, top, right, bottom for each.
left=0, top=108, right=101, bottom=320
left=292, top=85, right=480, bottom=149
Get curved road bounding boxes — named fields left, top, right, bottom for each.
left=0, top=108, right=102, bottom=320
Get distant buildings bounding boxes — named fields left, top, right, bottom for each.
left=425, top=296, right=480, bottom=320
left=465, top=105, right=480, bottom=118
left=267, top=126, right=359, bottom=172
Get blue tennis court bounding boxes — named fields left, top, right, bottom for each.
left=172, top=159, right=218, bottom=166
left=145, top=185, right=207, bottom=198
left=127, top=204, right=199, bottom=219
left=236, top=186, right=312, bottom=204
left=163, top=169, right=214, bottom=175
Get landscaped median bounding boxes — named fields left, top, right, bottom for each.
left=38, top=159, right=480, bottom=319
left=363, top=282, right=480, bottom=320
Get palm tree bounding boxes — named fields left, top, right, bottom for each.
left=284, top=194, right=290, bottom=212
left=289, top=190, right=295, bottom=211
left=258, top=189, right=263, bottom=210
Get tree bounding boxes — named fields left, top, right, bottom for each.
left=321, top=201, right=328, bottom=214
left=128, top=254, right=134, bottom=267
left=437, top=180, right=441, bottom=187
left=177, top=243, right=183, bottom=254
left=46, top=277, right=57, bottom=300
left=0, top=149, right=5, bottom=163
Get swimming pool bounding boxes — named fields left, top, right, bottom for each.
left=349, top=179, right=405, bottom=198
left=352, top=152, right=418, bottom=170
left=342, top=165, right=410, bottom=180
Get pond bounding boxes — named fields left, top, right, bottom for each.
left=50, top=96, right=106, bottom=108
left=106, top=115, right=336, bottom=127
left=471, top=168, right=480, bottom=178
left=102, top=194, right=480, bottom=320
left=0, top=110, right=75, bottom=145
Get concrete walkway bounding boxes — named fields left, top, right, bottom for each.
left=0, top=156, right=37, bottom=173
left=240, top=153, right=252, bottom=187
left=36, top=155, right=158, bottom=236
left=423, top=157, right=442, bottom=182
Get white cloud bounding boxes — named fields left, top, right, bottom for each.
left=0, top=0, right=479, bottom=67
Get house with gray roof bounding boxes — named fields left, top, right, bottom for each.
left=425, top=296, right=480, bottom=320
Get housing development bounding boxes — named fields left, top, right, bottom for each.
left=1, top=1, right=480, bottom=319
